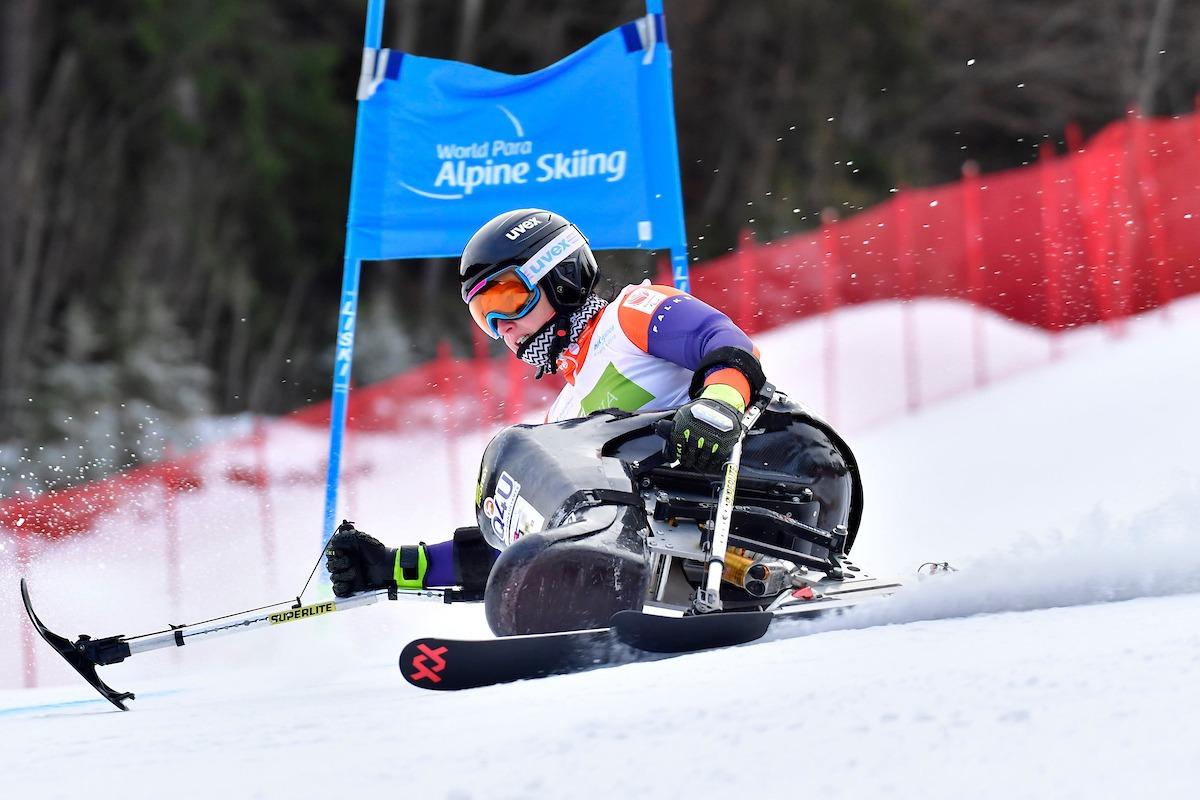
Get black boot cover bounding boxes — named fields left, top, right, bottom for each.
left=484, top=505, right=649, bottom=636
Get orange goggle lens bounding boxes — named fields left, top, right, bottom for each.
left=466, top=276, right=539, bottom=338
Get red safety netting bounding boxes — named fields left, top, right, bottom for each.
left=690, top=112, right=1200, bottom=335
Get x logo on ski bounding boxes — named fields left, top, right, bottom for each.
left=409, top=643, right=448, bottom=683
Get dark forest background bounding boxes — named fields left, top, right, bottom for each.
left=2, top=0, right=1197, bottom=493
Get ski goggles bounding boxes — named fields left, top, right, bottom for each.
left=466, top=269, right=542, bottom=339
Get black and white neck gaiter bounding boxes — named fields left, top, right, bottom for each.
left=516, top=294, right=609, bottom=377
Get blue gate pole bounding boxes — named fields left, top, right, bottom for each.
left=669, top=248, right=691, bottom=294
left=321, top=0, right=387, bottom=545
left=321, top=255, right=362, bottom=542
left=645, top=0, right=690, bottom=292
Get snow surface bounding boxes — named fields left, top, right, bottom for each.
left=3, top=297, right=1200, bottom=799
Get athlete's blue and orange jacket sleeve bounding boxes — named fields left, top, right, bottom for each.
left=616, top=284, right=761, bottom=407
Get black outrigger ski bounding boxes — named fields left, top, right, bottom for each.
left=20, top=578, right=135, bottom=710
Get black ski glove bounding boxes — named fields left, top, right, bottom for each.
left=324, top=521, right=415, bottom=598
left=668, top=390, right=743, bottom=472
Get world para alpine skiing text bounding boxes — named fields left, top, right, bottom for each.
left=433, top=141, right=628, bottom=195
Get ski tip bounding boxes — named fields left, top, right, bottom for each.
left=19, top=577, right=37, bottom=622
left=400, top=639, right=453, bottom=690
left=19, top=577, right=135, bottom=712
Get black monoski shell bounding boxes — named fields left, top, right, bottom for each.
left=474, top=397, right=864, bottom=635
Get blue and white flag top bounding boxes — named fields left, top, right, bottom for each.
left=347, top=14, right=686, bottom=260
left=322, top=4, right=690, bottom=546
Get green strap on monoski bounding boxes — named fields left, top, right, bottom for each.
left=692, top=383, right=775, bottom=614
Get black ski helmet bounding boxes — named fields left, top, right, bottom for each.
left=459, top=209, right=599, bottom=314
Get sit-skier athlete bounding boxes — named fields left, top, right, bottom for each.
left=324, top=208, right=791, bottom=632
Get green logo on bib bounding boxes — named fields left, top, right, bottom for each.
left=580, top=363, right=654, bottom=415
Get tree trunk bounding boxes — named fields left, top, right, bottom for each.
left=1137, top=0, right=1176, bottom=114
left=0, top=0, right=38, bottom=436
left=455, top=0, right=486, bottom=63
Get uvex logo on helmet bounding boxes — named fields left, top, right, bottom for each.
left=505, top=216, right=544, bottom=240
left=534, top=238, right=576, bottom=271
left=520, top=228, right=583, bottom=283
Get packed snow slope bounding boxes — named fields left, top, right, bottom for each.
left=3, top=297, right=1200, bottom=799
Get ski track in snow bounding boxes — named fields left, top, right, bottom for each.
left=770, top=483, right=1200, bottom=642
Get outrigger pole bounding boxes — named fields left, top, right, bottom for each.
left=18, top=577, right=460, bottom=711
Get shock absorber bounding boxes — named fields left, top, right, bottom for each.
left=721, top=549, right=791, bottom=597
left=721, top=548, right=755, bottom=588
